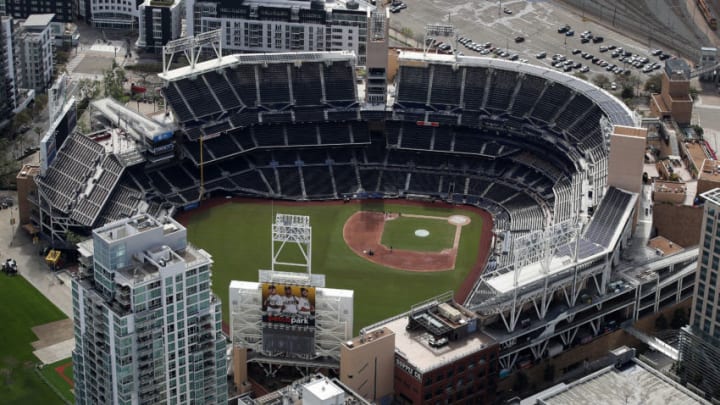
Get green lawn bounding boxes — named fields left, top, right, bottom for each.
left=0, top=275, right=68, bottom=405
left=185, top=201, right=484, bottom=334
left=380, top=216, right=456, bottom=252
left=39, top=358, right=73, bottom=403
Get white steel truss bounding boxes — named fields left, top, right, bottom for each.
left=271, top=214, right=312, bottom=274
left=162, top=29, right=222, bottom=73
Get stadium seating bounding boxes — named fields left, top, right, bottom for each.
left=485, top=70, right=519, bottom=111
left=228, top=65, right=259, bottom=107
left=531, top=84, right=572, bottom=122
left=291, top=63, right=323, bottom=106
left=323, top=62, right=356, bottom=105
left=277, top=167, right=303, bottom=197
left=204, top=71, right=242, bottom=111
left=302, top=166, right=335, bottom=197
left=163, top=84, right=194, bottom=122
left=462, top=67, right=489, bottom=110
left=331, top=165, right=359, bottom=195
left=510, top=75, right=545, bottom=118
left=397, top=66, right=430, bottom=107
left=175, top=78, right=222, bottom=118
left=258, top=64, right=291, bottom=106
left=429, top=65, right=462, bottom=107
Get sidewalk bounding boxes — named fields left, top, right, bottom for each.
left=0, top=195, right=73, bottom=318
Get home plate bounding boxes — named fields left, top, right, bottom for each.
left=415, top=229, right=430, bottom=237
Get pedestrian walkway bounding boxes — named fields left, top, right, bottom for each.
left=0, top=198, right=73, bottom=318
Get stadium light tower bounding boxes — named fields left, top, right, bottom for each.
left=271, top=214, right=312, bottom=275
left=423, top=24, right=455, bottom=56
left=162, top=29, right=222, bottom=73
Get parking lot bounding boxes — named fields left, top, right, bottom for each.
left=389, top=0, right=676, bottom=86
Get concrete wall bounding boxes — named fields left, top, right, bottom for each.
left=652, top=203, right=704, bottom=247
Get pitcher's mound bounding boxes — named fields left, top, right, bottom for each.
left=448, top=215, right=471, bottom=226
left=415, top=229, right=430, bottom=237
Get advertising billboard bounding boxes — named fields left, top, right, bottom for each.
left=261, top=283, right=316, bottom=355
left=261, top=283, right=316, bottom=327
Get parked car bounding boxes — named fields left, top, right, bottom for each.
left=536, top=51, right=547, bottom=59
left=514, top=36, right=525, bottom=43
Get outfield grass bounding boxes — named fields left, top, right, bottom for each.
left=0, top=275, right=68, bottom=405
left=380, top=216, right=456, bottom=252
left=185, top=201, right=484, bottom=334
left=39, top=358, right=73, bottom=403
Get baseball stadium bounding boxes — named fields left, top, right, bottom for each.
left=27, top=19, right=699, bottom=375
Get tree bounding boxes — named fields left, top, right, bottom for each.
left=671, top=308, right=688, bottom=329
left=644, top=73, right=662, bottom=93
left=104, top=63, right=128, bottom=102
left=33, top=93, right=49, bottom=115
left=692, top=125, right=704, bottom=138
left=655, top=313, right=668, bottom=330
left=642, top=172, right=649, bottom=184
left=593, top=74, right=610, bottom=89
left=621, top=86, right=634, bottom=99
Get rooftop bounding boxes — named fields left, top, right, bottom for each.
left=665, top=58, right=691, bottom=80
left=95, top=214, right=182, bottom=243
left=22, top=14, right=54, bottom=28
left=369, top=311, right=494, bottom=374
left=524, top=358, right=708, bottom=405
left=647, top=236, right=683, bottom=256
left=699, top=159, right=720, bottom=183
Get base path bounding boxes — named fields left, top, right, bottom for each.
left=343, top=211, right=469, bottom=272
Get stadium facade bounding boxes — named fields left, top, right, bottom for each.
left=72, top=214, right=227, bottom=404
left=27, top=29, right=703, bottom=398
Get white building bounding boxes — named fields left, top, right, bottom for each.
left=186, top=0, right=372, bottom=65
left=137, top=0, right=184, bottom=52
left=18, top=14, right=54, bottom=92
left=83, top=0, right=139, bottom=29
left=72, top=214, right=228, bottom=405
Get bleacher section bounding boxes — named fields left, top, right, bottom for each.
left=396, top=66, right=431, bottom=107
left=583, top=187, right=635, bottom=248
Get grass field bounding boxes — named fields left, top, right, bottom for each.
left=39, top=358, right=73, bottom=403
left=0, top=275, right=68, bottom=405
left=184, top=201, right=485, bottom=334
left=380, top=216, right=456, bottom=252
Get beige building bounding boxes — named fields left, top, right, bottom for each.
left=649, top=58, right=693, bottom=125
left=608, top=125, right=647, bottom=194
left=15, top=164, right=39, bottom=229
left=340, top=327, right=395, bottom=403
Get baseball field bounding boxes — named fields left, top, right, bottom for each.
left=180, top=198, right=492, bottom=334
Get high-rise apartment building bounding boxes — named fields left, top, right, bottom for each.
left=78, top=0, right=141, bottom=29
left=137, top=0, right=183, bottom=52
left=6, top=0, right=74, bottom=22
left=0, top=15, right=17, bottom=125
left=72, top=214, right=228, bottom=405
left=18, top=14, right=54, bottom=92
left=678, top=188, right=720, bottom=400
left=185, top=0, right=371, bottom=65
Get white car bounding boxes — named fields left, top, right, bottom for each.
left=610, top=82, right=617, bottom=90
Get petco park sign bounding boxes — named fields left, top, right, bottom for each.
left=395, top=358, right=422, bottom=381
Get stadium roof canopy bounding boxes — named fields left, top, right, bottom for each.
left=159, top=51, right=357, bottom=82
left=397, top=51, right=637, bottom=128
